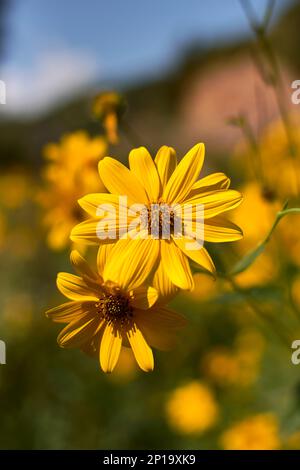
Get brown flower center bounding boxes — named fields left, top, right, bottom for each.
left=95, top=291, right=134, bottom=329
left=140, top=203, right=180, bottom=238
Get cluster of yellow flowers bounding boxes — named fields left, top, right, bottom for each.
left=45, top=134, right=243, bottom=373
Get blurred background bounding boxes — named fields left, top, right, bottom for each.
left=1, top=0, right=300, bottom=450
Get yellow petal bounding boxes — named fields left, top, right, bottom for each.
left=129, top=147, right=160, bottom=202
left=127, top=324, right=154, bottom=372
left=99, top=157, right=148, bottom=204
left=46, top=301, right=94, bottom=324
left=204, top=216, right=243, bottom=242
left=100, top=323, right=122, bottom=373
left=103, top=238, right=159, bottom=290
left=185, top=189, right=243, bottom=219
left=78, top=193, right=122, bottom=217
left=154, top=146, right=177, bottom=191
left=70, top=250, right=98, bottom=280
left=173, top=237, right=216, bottom=275
left=136, top=306, right=186, bottom=351
left=130, top=286, right=158, bottom=309
left=152, top=259, right=179, bottom=301
left=188, top=172, right=230, bottom=199
left=58, top=315, right=99, bottom=348
left=97, top=243, right=116, bottom=276
left=163, top=143, right=205, bottom=204
left=57, top=273, right=99, bottom=301
left=70, top=217, right=128, bottom=245
left=160, top=240, right=194, bottom=290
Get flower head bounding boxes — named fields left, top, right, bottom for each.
left=38, top=131, right=107, bottom=250
left=220, top=413, right=280, bottom=450
left=72, top=143, right=243, bottom=290
left=46, top=248, right=186, bottom=373
left=165, top=381, right=218, bottom=434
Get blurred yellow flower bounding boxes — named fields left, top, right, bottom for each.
left=220, top=413, right=280, bottom=450
left=203, top=330, right=264, bottom=387
left=231, top=182, right=280, bottom=287
left=92, top=91, right=126, bottom=144
left=38, top=131, right=107, bottom=250
left=46, top=248, right=186, bottom=373
left=165, top=381, right=218, bottom=434
left=0, top=170, right=33, bottom=209
left=72, top=143, right=243, bottom=291
left=258, top=116, right=300, bottom=200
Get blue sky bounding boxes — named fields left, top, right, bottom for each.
left=1, top=0, right=294, bottom=115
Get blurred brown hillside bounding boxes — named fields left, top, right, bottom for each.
left=0, top=1, right=299, bottom=169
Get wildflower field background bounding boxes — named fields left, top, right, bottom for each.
left=1, top=0, right=300, bottom=450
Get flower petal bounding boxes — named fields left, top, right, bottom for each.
left=70, top=250, right=98, bottom=280
left=154, top=146, right=177, bottom=191
left=135, top=306, right=186, bottom=350
left=127, top=324, right=154, bottom=372
left=78, top=193, right=123, bottom=217
left=57, top=273, right=99, bottom=301
left=99, top=157, right=148, bottom=204
left=163, top=143, right=205, bottom=204
left=160, top=240, right=194, bottom=290
left=46, top=301, right=95, bottom=324
left=99, top=323, right=122, bottom=373
left=58, top=315, right=99, bottom=348
left=70, top=217, right=129, bottom=245
left=129, top=147, right=160, bottom=202
left=152, top=259, right=179, bottom=301
left=103, top=238, right=159, bottom=290
left=204, top=216, right=243, bottom=242
left=185, top=189, right=243, bottom=219
left=188, top=172, right=230, bottom=199
left=97, top=243, right=116, bottom=276
left=173, top=237, right=216, bottom=275
left=130, top=286, right=158, bottom=309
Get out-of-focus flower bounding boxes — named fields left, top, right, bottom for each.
left=92, top=91, right=126, bottom=144
left=220, top=413, right=280, bottom=450
left=231, top=182, right=280, bottom=287
left=72, top=144, right=243, bottom=291
left=203, top=330, right=265, bottom=387
left=0, top=170, right=33, bottom=209
left=46, top=248, right=186, bottom=373
left=258, top=116, right=300, bottom=200
left=38, top=131, right=107, bottom=250
left=165, top=381, right=218, bottom=434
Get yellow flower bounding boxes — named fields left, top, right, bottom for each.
left=46, top=248, right=186, bottom=373
left=38, top=131, right=107, bottom=250
left=165, top=381, right=218, bottom=434
left=231, top=182, right=280, bottom=287
left=72, top=144, right=243, bottom=290
left=203, top=330, right=264, bottom=387
left=92, top=91, right=126, bottom=144
left=220, top=413, right=280, bottom=450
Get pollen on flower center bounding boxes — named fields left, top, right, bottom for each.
left=140, top=203, right=179, bottom=239
left=95, top=291, right=134, bottom=328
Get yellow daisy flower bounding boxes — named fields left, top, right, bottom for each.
left=38, top=131, right=107, bottom=250
left=46, top=248, right=186, bottom=373
left=71, top=143, right=243, bottom=290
